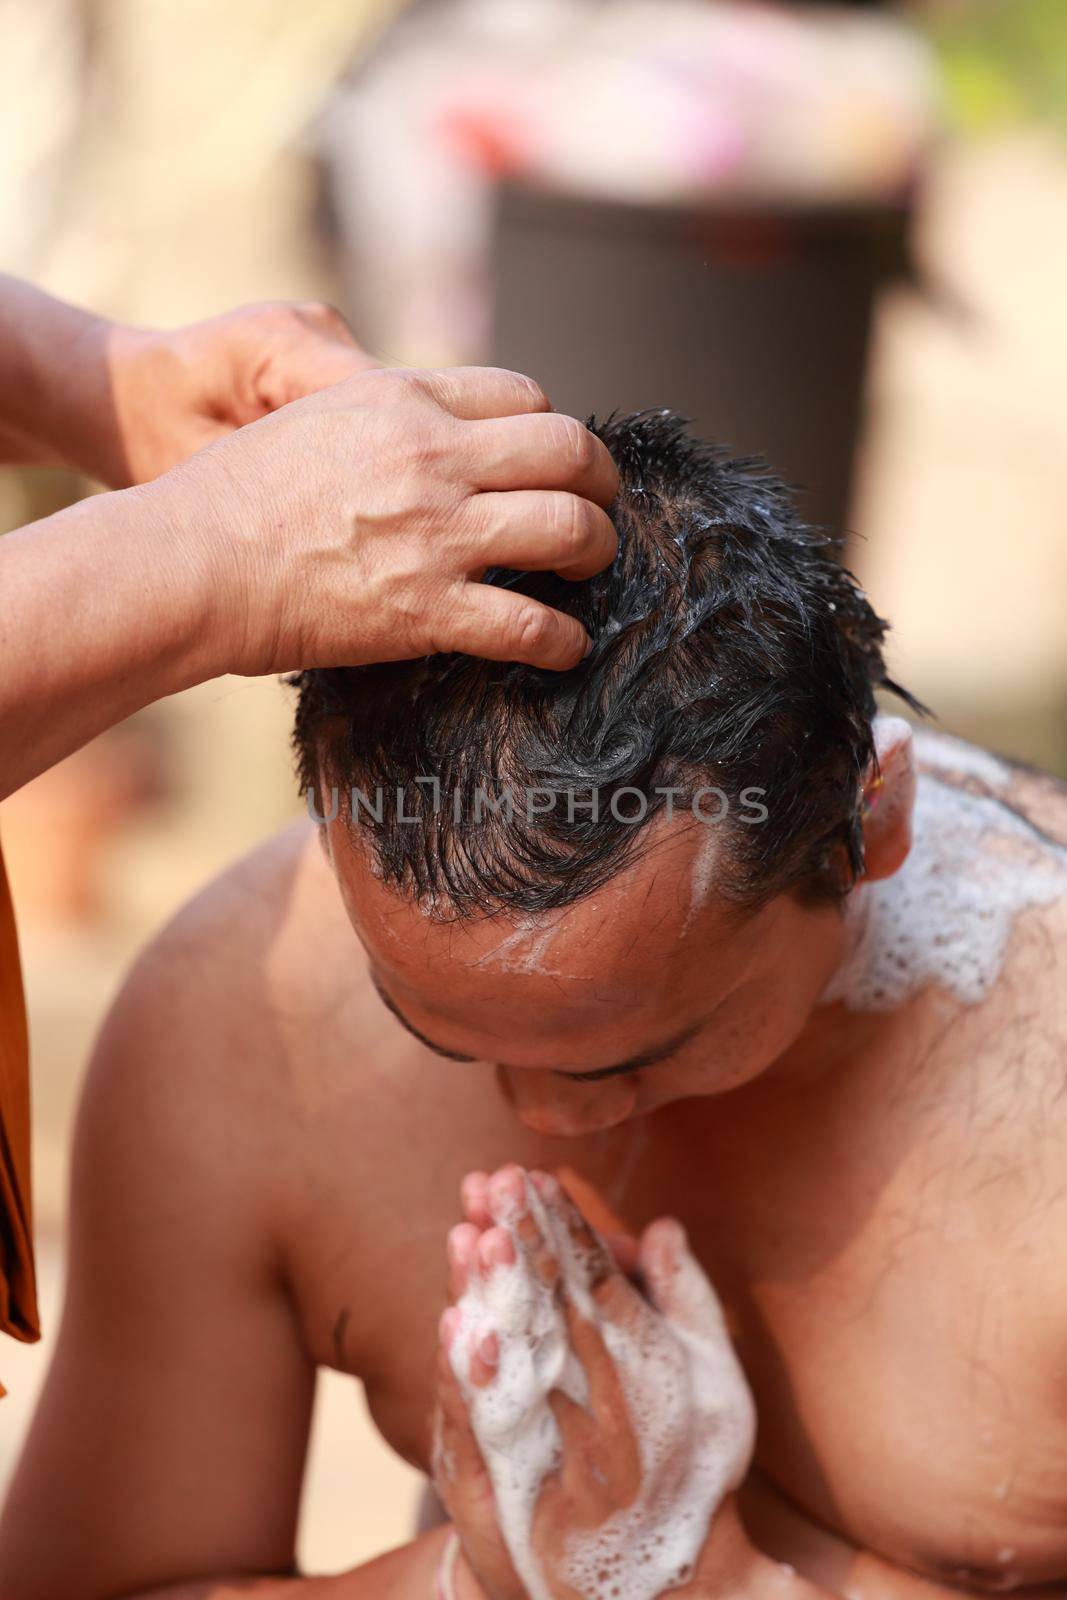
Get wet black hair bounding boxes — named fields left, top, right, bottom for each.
left=291, top=410, right=918, bottom=918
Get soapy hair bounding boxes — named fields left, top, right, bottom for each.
left=291, top=410, right=919, bottom=916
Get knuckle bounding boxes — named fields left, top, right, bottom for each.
left=364, top=365, right=419, bottom=400
left=260, top=299, right=312, bottom=334
left=377, top=366, right=421, bottom=401
left=412, top=417, right=456, bottom=480
left=500, top=367, right=550, bottom=411
left=567, top=499, right=601, bottom=564
left=513, top=602, right=553, bottom=658
left=297, top=297, right=348, bottom=330
left=351, top=366, right=399, bottom=408
left=549, top=492, right=584, bottom=553
left=555, top=414, right=598, bottom=477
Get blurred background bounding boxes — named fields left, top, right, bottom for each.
left=1, top=0, right=1066, bottom=1573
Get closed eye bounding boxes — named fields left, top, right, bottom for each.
left=371, top=972, right=707, bottom=1079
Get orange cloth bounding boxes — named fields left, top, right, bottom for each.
left=0, top=839, right=40, bottom=1377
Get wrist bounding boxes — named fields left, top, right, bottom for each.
left=112, top=474, right=232, bottom=692
left=9, top=289, right=119, bottom=481
left=133, top=442, right=275, bottom=684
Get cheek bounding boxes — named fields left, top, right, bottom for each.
left=499, top=1065, right=639, bottom=1137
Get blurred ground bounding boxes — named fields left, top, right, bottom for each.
left=1, top=0, right=1066, bottom=1579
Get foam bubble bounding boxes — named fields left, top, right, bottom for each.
left=825, top=742, right=1066, bottom=1013
left=448, top=1180, right=754, bottom=1600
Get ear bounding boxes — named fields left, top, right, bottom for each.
left=860, top=715, right=916, bottom=883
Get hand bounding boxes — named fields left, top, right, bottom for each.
left=433, top=1166, right=757, bottom=1600
left=102, top=300, right=377, bottom=487
left=0, top=282, right=375, bottom=487
left=150, top=363, right=618, bottom=676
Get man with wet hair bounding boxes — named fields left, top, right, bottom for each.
left=4, top=414, right=1067, bottom=1600
left=292, top=411, right=914, bottom=918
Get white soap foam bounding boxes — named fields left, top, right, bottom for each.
left=473, top=914, right=565, bottom=977
left=825, top=755, right=1067, bottom=1013
left=914, top=728, right=1011, bottom=790
left=448, top=1181, right=754, bottom=1600
left=681, top=827, right=719, bottom=936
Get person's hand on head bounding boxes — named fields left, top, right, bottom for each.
left=0, top=284, right=620, bottom=795
left=152, top=362, right=619, bottom=675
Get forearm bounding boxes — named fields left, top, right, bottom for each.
left=127, top=1527, right=451, bottom=1600
left=0, top=274, right=117, bottom=478
left=0, top=481, right=221, bottom=798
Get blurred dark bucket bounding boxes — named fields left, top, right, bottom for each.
left=489, top=182, right=911, bottom=534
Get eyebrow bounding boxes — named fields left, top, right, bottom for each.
left=370, top=973, right=704, bottom=1080
left=559, top=1023, right=705, bottom=1082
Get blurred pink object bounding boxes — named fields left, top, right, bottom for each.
left=319, top=0, right=940, bottom=362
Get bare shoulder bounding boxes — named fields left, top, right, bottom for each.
left=96, top=819, right=363, bottom=1081
left=0, top=826, right=346, bottom=1598
left=906, top=728, right=1067, bottom=1099
left=78, top=821, right=373, bottom=1242
left=914, top=725, right=1067, bottom=843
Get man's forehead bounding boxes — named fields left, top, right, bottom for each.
left=328, top=827, right=779, bottom=1069
left=339, top=817, right=739, bottom=984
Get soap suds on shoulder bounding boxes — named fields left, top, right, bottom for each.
left=825, top=740, right=1066, bottom=1013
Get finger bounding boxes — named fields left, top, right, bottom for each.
left=434, top=1346, right=490, bottom=1491
left=435, top=1348, right=525, bottom=1600
left=464, top=413, right=619, bottom=506
left=485, top=1164, right=528, bottom=1229
left=291, top=299, right=360, bottom=346
left=639, top=1217, right=729, bottom=1341
left=546, top=1388, right=599, bottom=1472
left=559, top=1299, right=642, bottom=1502
left=465, top=491, right=617, bottom=581
left=535, top=1173, right=615, bottom=1296
left=469, top=1330, right=500, bottom=1390
left=418, top=365, right=552, bottom=421
left=559, top=1297, right=625, bottom=1424
left=488, top=1167, right=560, bottom=1289
left=438, top=583, right=591, bottom=672
left=606, top=1230, right=641, bottom=1280
left=273, top=340, right=379, bottom=404
left=460, top=1171, right=493, bottom=1231
left=447, top=1223, right=482, bottom=1301
left=474, top=1225, right=516, bottom=1279
left=547, top=1383, right=640, bottom=1516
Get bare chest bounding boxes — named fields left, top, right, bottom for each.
left=283, top=995, right=1067, bottom=1588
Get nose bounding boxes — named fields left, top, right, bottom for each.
left=498, top=1064, right=638, bottom=1136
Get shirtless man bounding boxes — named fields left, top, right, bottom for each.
left=3, top=412, right=1066, bottom=1600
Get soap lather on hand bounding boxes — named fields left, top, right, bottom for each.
left=433, top=1164, right=757, bottom=1600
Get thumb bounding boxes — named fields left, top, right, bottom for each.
left=273, top=338, right=381, bottom=404
left=638, top=1217, right=730, bottom=1341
